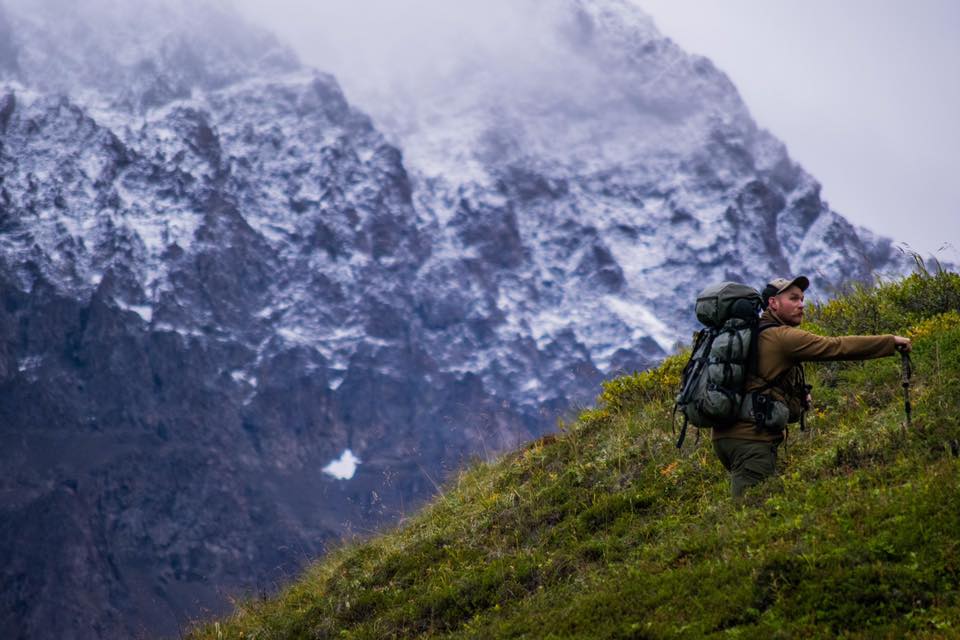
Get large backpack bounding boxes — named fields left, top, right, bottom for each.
left=673, top=282, right=766, bottom=448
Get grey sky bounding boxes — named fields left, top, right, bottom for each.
left=233, top=0, right=959, bottom=261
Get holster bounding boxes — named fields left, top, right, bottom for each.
left=740, top=391, right=789, bottom=434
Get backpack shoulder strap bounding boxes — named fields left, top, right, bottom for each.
left=747, top=321, right=780, bottom=386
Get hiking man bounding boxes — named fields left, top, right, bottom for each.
left=711, top=275, right=912, bottom=498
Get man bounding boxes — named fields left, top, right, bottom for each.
left=711, top=275, right=912, bottom=498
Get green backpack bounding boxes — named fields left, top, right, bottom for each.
left=673, top=282, right=765, bottom=448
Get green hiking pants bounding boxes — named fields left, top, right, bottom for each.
left=712, top=438, right=779, bottom=498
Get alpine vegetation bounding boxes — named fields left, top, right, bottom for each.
left=190, top=269, right=960, bottom=638
left=0, top=0, right=918, bottom=637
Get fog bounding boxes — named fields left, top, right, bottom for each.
left=231, top=0, right=958, bottom=259
left=233, top=0, right=560, bottom=99
left=7, top=0, right=954, bottom=254
left=231, top=1, right=683, bottom=182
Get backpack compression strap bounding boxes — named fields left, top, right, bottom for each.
left=673, top=330, right=711, bottom=450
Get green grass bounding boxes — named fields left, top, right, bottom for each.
left=189, top=270, right=960, bottom=639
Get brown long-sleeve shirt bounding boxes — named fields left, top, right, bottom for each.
left=713, top=309, right=897, bottom=442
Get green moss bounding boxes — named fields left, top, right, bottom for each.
left=188, top=271, right=960, bottom=640
left=578, top=490, right=656, bottom=533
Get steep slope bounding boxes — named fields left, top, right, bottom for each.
left=0, top=0, right=911, bottom=637
left=189, top=269, right=960, bottom=638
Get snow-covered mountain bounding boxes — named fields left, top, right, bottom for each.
left=0, top=0, right=902, bottom=637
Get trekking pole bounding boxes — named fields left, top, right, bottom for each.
left=899, top=347, right=912, bottom=428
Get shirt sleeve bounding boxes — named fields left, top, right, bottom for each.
left=775, top=328, right=897, bottom=363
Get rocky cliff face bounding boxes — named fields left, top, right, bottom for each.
left=0, top=0, right=901, bottom=637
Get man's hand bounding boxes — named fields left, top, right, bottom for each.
left=894, top=336, right=912, bottom=353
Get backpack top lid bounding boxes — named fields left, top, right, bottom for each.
left=695, top=281, right=762, bottom=328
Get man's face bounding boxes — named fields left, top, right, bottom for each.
left=768, top=285, right=804, bottom=326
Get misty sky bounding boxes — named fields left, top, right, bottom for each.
left=234, top=0, right=959, bottom=261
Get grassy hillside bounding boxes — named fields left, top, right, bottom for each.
left=190, top=270, right=960, bottom=639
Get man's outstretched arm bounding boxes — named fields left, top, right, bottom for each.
left=772, top=328, right=910, bottom=362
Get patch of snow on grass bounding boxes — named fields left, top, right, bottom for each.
left=323, top=449, right=361, bottom=480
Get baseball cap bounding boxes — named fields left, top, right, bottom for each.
left=761, top=275, right=809, bottom=307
